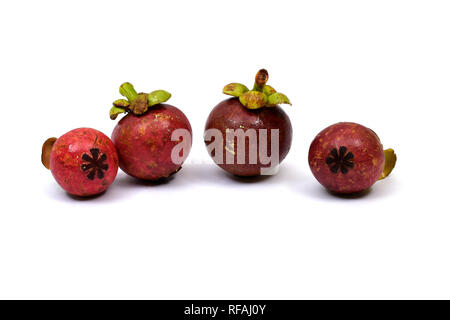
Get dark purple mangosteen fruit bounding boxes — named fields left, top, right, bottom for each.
left=308, top=122, right=397, bottom=194
left=204, top=69, right=293, bottom=176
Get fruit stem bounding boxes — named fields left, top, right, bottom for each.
left=41, top=137, right=57, bottom=170
left=119, top=82, right=138, bottom=102
left=252, top=69, right=269, bottom=92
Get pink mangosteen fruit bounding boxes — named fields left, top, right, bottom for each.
left=109, top=83, right=192, bottom=180
left=42, top=128, right=119, bottom=196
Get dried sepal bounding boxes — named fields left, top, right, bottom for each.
left=379, top=148, right=397, bottom=180
left=223, top=83, right=249, bottom=97
left=239, top=91, right=267, bottom=109
left=128, top=93, right=149, bottom=115
left=113, top=99, right=130, bottom=109
left=110, top=106, right=126, bottom=120
left=148, top=90, right=171, bottom=107
left=41, top=137, right=57, bottom=169
left=266, top=92, right=291, bottom=107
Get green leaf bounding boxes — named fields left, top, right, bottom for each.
left=110, top=106, right=126, bottom=120
left=267, top=92, right=291, bottom=107
left=263, top=85, right=276, bottom=96
left=223, top=83, right=249, bottom=97
left=148, top=90, right=171, bottom=107
left=239, top=91, right=267, bottom=109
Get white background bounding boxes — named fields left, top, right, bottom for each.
left=0, top=0, right=449, bottom=299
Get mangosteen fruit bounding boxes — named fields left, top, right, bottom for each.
left=204, top=69, right=293, bottom=176
left=308, top=122, right=397, bottom=194
left=41, top=128, right=119, bottom=196
left=109, top=83, right=192, bottom=180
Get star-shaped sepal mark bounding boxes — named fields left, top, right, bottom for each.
left=326, top=146, right=354, bottom=174
left=81, top=148, right=109, bottom=180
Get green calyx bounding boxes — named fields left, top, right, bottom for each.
left=222, top=69, right=292, bottom=109
left=109, top=82, right=172, bottom=120
left=148, top=90, right=171, bottom=107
